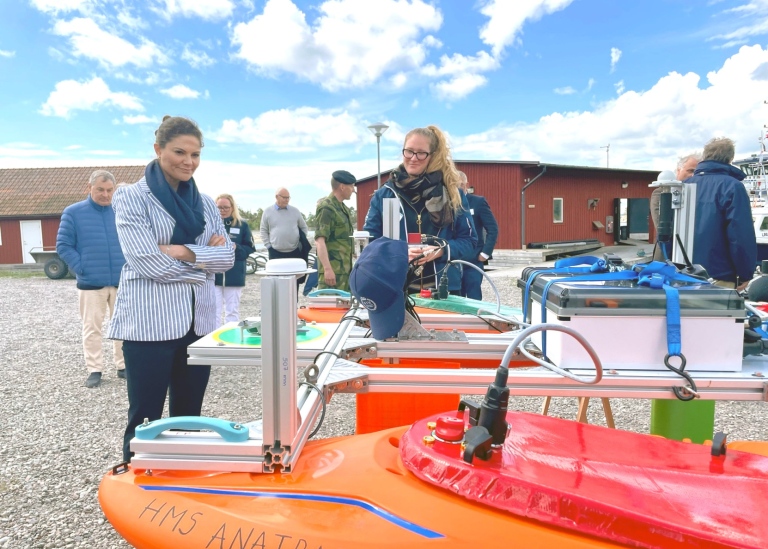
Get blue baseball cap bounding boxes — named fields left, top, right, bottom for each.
left=350, top=237, right=408, bottom=340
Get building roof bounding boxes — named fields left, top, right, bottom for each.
left=356, top=159, right=661, bottom=183
left=0, top=165, right=145, bottom=217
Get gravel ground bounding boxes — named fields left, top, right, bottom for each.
left=1, top=273, right=767, bottom=549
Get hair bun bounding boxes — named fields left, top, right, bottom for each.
left=162, top=115, right=172, bottom=121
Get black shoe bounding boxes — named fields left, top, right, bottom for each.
left=85, top=372, right=102, bottom=388
left=117, top=369, right=126, bottom=379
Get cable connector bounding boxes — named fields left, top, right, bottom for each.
left=437, top=273, right=449, bottom=300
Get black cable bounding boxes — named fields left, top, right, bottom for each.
left=312, top=350, right=341, bottom=363
left=299, top=382, right=326, bottom=438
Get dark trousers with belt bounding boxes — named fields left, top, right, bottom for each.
left=121, top=328, right=211, bottom=462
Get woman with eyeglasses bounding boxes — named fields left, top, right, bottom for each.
left=214, top=193, right=256, bottom=325
left=362, top=125, right=477, bottom=294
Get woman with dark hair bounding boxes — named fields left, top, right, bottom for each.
left=362, top=125, right=476, bottom=293
left=108, top=115, right=234, bottom=463
left=214, top=193, right=255, bottom=325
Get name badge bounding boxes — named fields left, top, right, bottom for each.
left=470, top=208, right=475, bottom=215
left=230, top=227, right=241, bottom=234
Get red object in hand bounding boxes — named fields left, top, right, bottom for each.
left=407, top=233, right=422, bottom=244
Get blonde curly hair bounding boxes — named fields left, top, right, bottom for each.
left=404, top=125, right=463, bottom=212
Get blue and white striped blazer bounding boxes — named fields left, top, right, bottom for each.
left=107, top=177, right=235, bottom=341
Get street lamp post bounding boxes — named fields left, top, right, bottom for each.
left=367, top=123, right=389, bottom=188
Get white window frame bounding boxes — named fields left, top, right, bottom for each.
left=553, top=197, right=564, bottom=224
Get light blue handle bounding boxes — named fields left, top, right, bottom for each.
left=308, top=289, right=350, bottom=298
left=135, top=416, right=249, bottom=442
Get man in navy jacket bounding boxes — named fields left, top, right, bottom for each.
left=458, top=172, right=499, bottom=300
left=57, top=170, right=126, bottom=388
left=690, top=137, right=756, bottom=290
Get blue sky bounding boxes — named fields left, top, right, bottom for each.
left=1, top=0, right=767, bottom=215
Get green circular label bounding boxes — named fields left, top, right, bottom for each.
left=213, top=326, right=326, bottom=347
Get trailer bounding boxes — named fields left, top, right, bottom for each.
left=28, top=247, right=69, bottom=279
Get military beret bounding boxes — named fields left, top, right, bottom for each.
left=332, top=170, right=357, bottom=185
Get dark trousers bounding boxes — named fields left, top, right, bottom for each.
left=121, top=328, right=211, bottom=462
left=268, top=246, right=304, bottom=291
left=460, top=259, right=485, bottom=300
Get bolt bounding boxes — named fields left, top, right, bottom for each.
left=423, top=436, right=435, bottom=445
left=426, top=421, right=436, bottom=430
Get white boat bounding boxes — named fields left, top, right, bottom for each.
left=735, top=127, right=767, bottom=207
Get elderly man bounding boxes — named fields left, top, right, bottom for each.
left=57, top=170, right=126, bottom=388
left=260, top=187, right=311, bottom=290
left=690, top=137, right=756, bottom=289
left=315, top=170, right=357, bottom=291
left=650, top=153, right=701, bottom=260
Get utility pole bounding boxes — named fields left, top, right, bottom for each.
left=601, top=144, right=610, bottom=168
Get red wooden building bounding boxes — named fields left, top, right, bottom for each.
left=354, top=161, right=661, bottom=249
left=0, top=166, right=144, bottom=265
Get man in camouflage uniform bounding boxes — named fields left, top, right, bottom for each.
left=315, top=170, right=356, bottom=291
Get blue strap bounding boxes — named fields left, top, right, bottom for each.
left=529, top=258, right=710, bottom=358
left=637, top=271, right=684, bottom=356
left=539, top=270, right=637, bottom=356
left=523, top=256, right=607, bottom=321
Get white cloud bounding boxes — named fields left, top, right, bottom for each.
left=123, top=114, right=158, bottom=125
left=411, top=99, right=419, bottom=109
left=585, top=78, right=595, bottom=91
left=0, top=50, right=15, bottom=58
left=478, top=0, right=575, bottom=57
left=231, top=0, right=442, bottom=91
left=160, top=84, right=201, bottom=99
left=153, top=0, right=236, bottom=20
left=614, top=80, right=625, bottom=94
left=451, top=45, right=768, bottom=173
left=421, top=50, right=499, bottom=100
left=711, top=0, right=768, bottom=47
left=391, top=72, right=408, bottom=88
left=182, top=45, right=216, bottom=69
left=610, top=47, right=622, bottom=72
left=53, top=17, right=169, bottom=68
left=30, top=0, right=89, bottom=14
left=40, top=77, right=144, bottom=118
left=211, top=106, right=369, bottom=151
left=432, top=73, right=488, bottom=102
left=0, top=142, right=61, bottom=158
left=554, top=86, right=576, bottom=95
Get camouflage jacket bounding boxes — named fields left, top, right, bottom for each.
left=315, top=193, right=354, bottom=290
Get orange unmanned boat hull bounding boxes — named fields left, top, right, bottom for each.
left=100, top=427, right=628, bottom=549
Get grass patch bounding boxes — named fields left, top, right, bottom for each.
left=0, top=270, right=48, bottom=279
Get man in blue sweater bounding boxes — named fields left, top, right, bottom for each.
left=57, top=170, right=126, bottom=388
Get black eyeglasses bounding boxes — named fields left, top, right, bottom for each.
left=402, top=149, right=430, bottom=161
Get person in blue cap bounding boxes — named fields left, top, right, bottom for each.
left=315, top=169, right=357, bottom=291
left=350, top=237, right=409, bottom=340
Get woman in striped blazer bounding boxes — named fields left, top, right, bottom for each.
left=108, top=116, right=235, bottom=463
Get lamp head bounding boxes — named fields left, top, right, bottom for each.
left=367, top=122, right=389, bottom=137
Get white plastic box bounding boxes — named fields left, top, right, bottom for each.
left=522, top=277, right=746, bottom=372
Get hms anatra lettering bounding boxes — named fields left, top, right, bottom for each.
left=139, top=498, right=327, bottom=549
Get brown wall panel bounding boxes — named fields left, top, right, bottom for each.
left=0, top=220, right=23, bottom=264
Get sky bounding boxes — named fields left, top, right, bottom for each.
left=1, top=0, right=768, bottom=216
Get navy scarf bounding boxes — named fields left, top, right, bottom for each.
left=145, top=159, right=205, bottom=244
